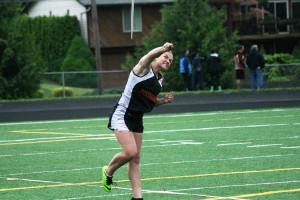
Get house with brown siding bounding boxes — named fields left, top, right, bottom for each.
left=23, top=0, right=173, bottom=89
left=78, top=0, right=173, bottom=72
left=23, top=0, right=300, bottom=77
left=211, top=0, right=300, bottom=54
left=81, top=0, right=300, bottom=71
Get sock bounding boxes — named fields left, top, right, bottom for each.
left=131, top=198, right=143, bottom=200
left=105, top=171, right=113, bottom=178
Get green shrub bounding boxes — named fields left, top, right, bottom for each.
left=33, top=89, right=44, bottom=98
left=52, top=87, right=73, bottom=97
left=292, top=46, right=300, bottom=59
left=220, top=68, right=235, bottom=89
left=61, top=35, right=96, bottom=88
left=263, top=53, right=300, bottom=82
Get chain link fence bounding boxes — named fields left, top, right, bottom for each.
left=42, top=63, right=300, bottom=98
left=43, top=70, right=129, bottom=97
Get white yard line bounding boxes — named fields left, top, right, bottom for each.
left=1, top=108, right=299, bottom=126
left=2, top=176, right=299, bottom=200
left=0, top=176, right=245, bottom=200
left=217, top=142, right=252, bottom=146
left=2, top=154, right=296, bottom=176
left=281, top=146, right=300, bottom=149
left=145, top=123, right=289, bottom=134
left=167, top=180, right=300, bottom=192
left=247, top=144, right=283, bottom=148
left=0, top=122, right=297, bottom=146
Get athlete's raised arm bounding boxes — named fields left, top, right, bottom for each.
left=133, top=42, right=173, bottom=76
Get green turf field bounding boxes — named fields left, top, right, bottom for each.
left=1, top=107, right=300, bottom=200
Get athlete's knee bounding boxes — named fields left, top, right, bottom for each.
left=124, top=148, right=138, bottom=161
left=131, top=152, right=141, bottom=164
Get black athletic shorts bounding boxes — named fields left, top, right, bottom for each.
left=236, top=69, right=245, bottom=80
left=108, top=104, right=144, bottom=133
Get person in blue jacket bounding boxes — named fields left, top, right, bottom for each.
left=180, top=49, right=192, bottom=91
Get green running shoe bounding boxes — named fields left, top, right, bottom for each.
left=102, top=166, right=113, bottom=192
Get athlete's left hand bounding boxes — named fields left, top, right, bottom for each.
left=163, top=92, right=174, bottom=104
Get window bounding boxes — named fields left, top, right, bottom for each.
left=264, top=0, right=289, bottom=33
left=122, top=5, right=142, bottom=32
left=292, top=0, right=300, bottom=31
left=292, top=0, right=300, bottom=18
left=240, top=3, right=258, bottom=35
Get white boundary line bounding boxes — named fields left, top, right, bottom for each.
left=1, top=123, right=298, bottom=144
left=0, top=176, right=245, bottom=200
left=1, top=107, right=299, bottom=126
left=2, top=154, right=296, bottom=176
left=2, top=176, right=300, bottom=200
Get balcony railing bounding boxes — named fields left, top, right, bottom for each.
left=233, top=18, right=300, bottom=36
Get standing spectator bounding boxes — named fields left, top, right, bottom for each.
left=207, top=49, right=222, bottom=91
left=234, top=45, right=247, bottom=89
left=191, top=53, right=204, bottom=90
left=180, top=49, right=192, bottom=91
left=246, top=44, right=265, bottom=89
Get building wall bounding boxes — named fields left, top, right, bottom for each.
left=27, top=0, right=89, bottom=43
left=88, top=4, right=163, bottom=71
left=88, top=5, right=162, bottom=48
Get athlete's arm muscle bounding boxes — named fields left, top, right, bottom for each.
left=133, top=43, right=173, bottom=76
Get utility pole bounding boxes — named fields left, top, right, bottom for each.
left=91, top=0, right=103, bottom=95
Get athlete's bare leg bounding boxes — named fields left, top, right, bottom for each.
left=128, top=132, right=143, bottom=198
left=105, top=130, right=138, bottom=176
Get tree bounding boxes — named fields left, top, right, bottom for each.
left=0, top=3, right=44, bottom=99
left=292, top=46, right=300, bottom=59
left=31, top=15, right=81, bottom=72
left=61, top=35, right=96, bottom=88
left=124, top=0, right=238, bottom=91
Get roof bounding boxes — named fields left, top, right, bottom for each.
left=78, top=0, right=174, bottom=6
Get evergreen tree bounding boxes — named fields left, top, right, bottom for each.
left=30, top=15, right=81, bottom=72
left=61, top=35, right=96, bottom=88
left=0, top=3, right=44, bottom=99
left=124, top=0, right=238, bottom=91
left=292, top=46, right=300, bottom=59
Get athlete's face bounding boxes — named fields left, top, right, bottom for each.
left=158, top=52, right=173, bottom=71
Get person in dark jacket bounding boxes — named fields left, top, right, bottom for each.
left=207, top=49, right=221, bottom=91
left=246, top=44, right=265, bottom=89
left=191, top=52, right=204, bottom=90
left=179, top=49, right=192, bottom=91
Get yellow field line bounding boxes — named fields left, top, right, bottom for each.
left=206, top=188, right=300, bottom=199
left=1, top=167, right=299, bottom=192
left=0, top=136, right=115, bottom=146
left=0, top=182, right=93, bottom=192
left=138, top=167, right=300, bottom=181
left=233, top=187, right=300, bottom=198
left=10, top=130, right=89, bottom=136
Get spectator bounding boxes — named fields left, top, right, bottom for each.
left=234, top=45, right=247, bottom=89
left=207, top=49, right=222, bottom=91
left=246, top=44, right=265, bottom=89
left=191, top=52, right=204, bottom=90
left=179, top=49, right=192, bottom=91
